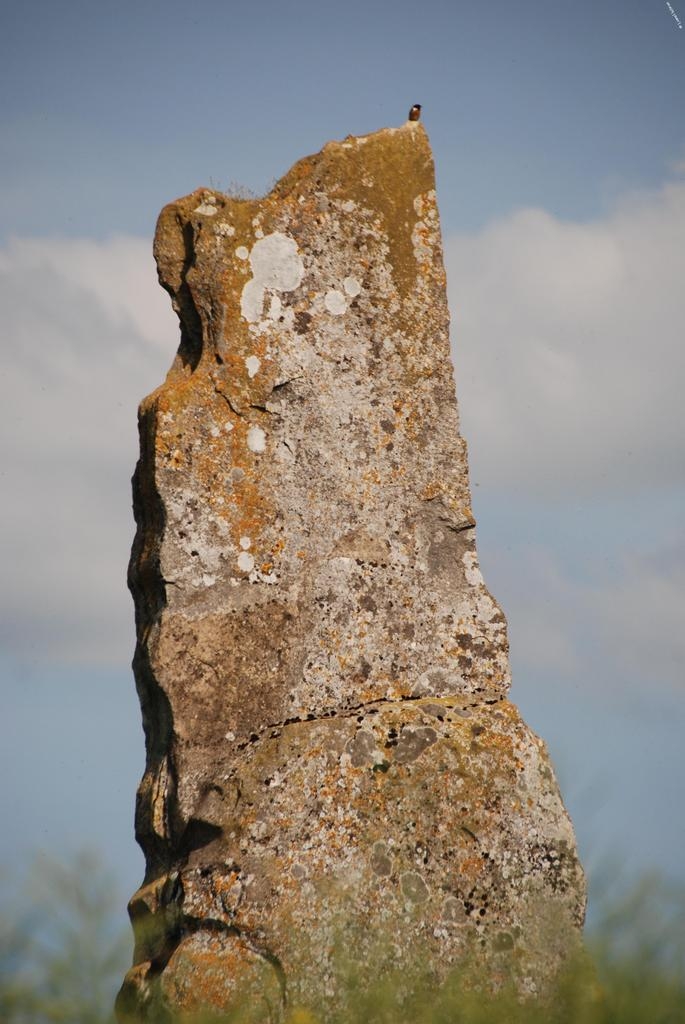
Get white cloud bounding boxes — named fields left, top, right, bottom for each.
left=482, top=534, right=685, bottom=693
left=484, top=544, right=583, bottom=678
left=590, top=541, right=685, bottom=687
left=0, top=236, right=177, bottom=665
left=445, top=177, right=685, bottom=497
left=0, top=235, right=171, bottom=354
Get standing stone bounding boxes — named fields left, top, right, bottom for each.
left=117, top=122, right=585, bottom=1021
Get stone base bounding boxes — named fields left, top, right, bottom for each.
left=117, top=698, right=585, bottom=1019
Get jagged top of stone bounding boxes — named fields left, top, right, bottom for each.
left=153, top=122, right=434, bottom=375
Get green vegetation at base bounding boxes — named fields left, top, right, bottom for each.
left=1, top=854, right=683, bottom=1023
left=0, top=852, right=129, bottom=1024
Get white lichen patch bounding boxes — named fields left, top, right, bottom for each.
left=237, top=552, right=255, bottom=573
left=216, top=222, right=235, bottom=237
left=414, top=190, right=432, bottom=214
left=194, top=194, right=218, bottom=216
left=239, top=536, right=252, bottom=550
left=475, top=590, right=499, bottom=624
left=240, top=232, right=304, bottom=324
left=247, top=425, right=267, bottom=453
left=343, top=276, right=361, bottom=297
left=324, top=289, right=347, bottom=315
left=194, top=202, right=218, bottom=216
left=161, top=488, right=239, bottom=591
left=412, top=220, right=431, bottom=262
left=281, top=307, right=295, bottom=329
left=245, top=355, right=261, bottom=378
left=412, top=190, right=440, bottom=268
left=251, top=567, right=278, bottom=585
left=462, top=551, right=485, bottom=588
left=236, top=245, right=249, bottom=261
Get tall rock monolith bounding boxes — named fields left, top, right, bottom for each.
left=117, top=121, right=586, bottom=1021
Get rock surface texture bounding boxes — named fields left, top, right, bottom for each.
left=117, top=123, right=586, bottom=1021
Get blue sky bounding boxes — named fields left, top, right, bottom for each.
left=1, top=0, right=684, bottom=936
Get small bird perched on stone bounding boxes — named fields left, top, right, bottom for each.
left=408, top=104, right=422, bottom=122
